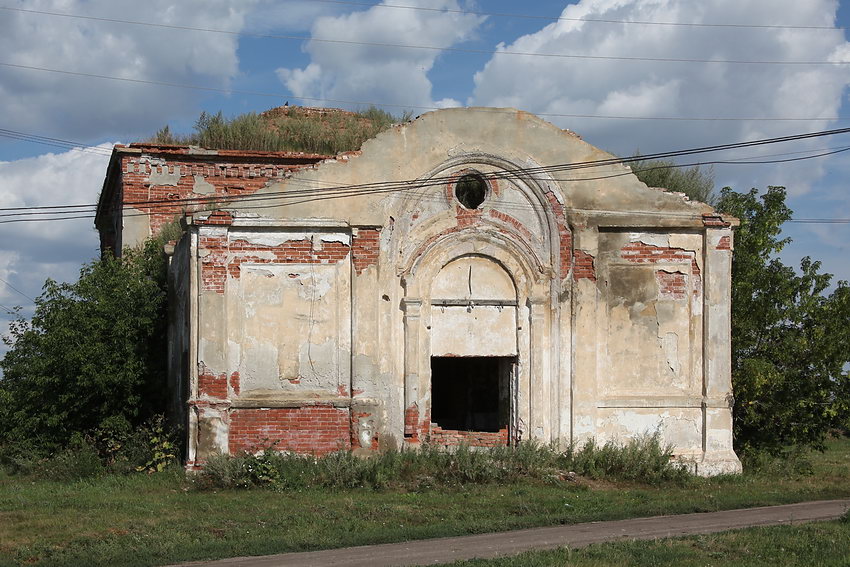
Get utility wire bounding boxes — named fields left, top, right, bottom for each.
left=1, top=6, right=848, bottom=66
left=0, top=62, right=844, bottom=123
left=4, top=124, right=850, bottom=217
left=0, top=276, right=34, bottom=302
left=3, top=144, right=850, bottom=224
left=309, top=0, right=847, bottom=31
left=0, top=128, right=113, bottom=156
left=3, top=124, right=850, bottom=215
left=0, top=302, right=18, bottom=314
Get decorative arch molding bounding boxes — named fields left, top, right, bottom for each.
left=401, top=229, right=549, bottom=301
left=387, top=152, right=568, bottom=283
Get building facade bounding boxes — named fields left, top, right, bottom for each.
left=97, top=108, right=742, bottom=475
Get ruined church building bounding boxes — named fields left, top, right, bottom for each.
left=96, top=108, right=742, bottom=475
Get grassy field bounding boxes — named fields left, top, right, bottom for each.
left=1, top=438, right=848, bottom=567
left=443, top=519, right=850, bottom=566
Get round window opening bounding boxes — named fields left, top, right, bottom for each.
left=455, top=173, right=487, bottom=209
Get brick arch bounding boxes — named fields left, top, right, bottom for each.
left=387, top=153, right=567, bottom=285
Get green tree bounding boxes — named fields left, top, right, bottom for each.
left=630, top=156, right=716, bottom=204
left=717, top=187, right=850, bottom=453
left=0, top=239, right=169, bottom=451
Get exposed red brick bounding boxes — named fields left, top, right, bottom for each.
left=702, top=214, right=731, bottom=227
left=404, top=403, right=419, bottom=440
left=716, top=235, right=731, bottom=250
left=198, top=371, right=228, bottom=399
left=656, top=270, right=687, bottom=299
left=543, top=191, right=573, bottom=279
left=229, top=406, right=351, bottom=455
left=352, top=228, right=380, bottom=275
left=198, top=210, right=233, bottom=226
left=114, top=148, right=331, bottom=241
left=488, top=209, right=533, bottom=240
left=229, top=371, right=240, bottom=396
left=573, top=249, right=596, bottom=282
left=621, top=241, right=701, bottom=297
left=456, top=205, right=483, bottom=228
left=429, top=425, right=509, bottom=447
left=200, top=236, right=352, bottom=294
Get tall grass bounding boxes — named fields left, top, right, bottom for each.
left=195, top=434, right=690, bottom=491
left=148, top=106, right=410, bottom=154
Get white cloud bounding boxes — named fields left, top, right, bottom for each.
left=276, top=0, right=485, bottom=110
left=469, top=0, right=850, bottom=196
left=0, top=0, right=256, bottom=141
left=0, top=146, right=112, bottom=311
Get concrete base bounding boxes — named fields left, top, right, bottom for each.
left=694, top=450, right=743, bottom=476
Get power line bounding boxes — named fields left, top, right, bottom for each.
left=309, top=0, right=847, bottom=32
left=1, top=62, right=845, bottom=124
left=5, top=124, right=848, bottom=216
left=4, top=123, right=850, bottom=216
left=1, top=6, right=848, bottom=66
left=0, top=276, right=34, bottom=302
left=0, top=128, right=113, bottom=156
left=0, top=301, right=19, bottom=314
left=3, top=129, right=850, bottom=225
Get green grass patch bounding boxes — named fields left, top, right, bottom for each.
left=442, top=519, right=850, bottom=566
left=148, top=106, right=410, bottom=155
left=1, top=437, right=848, bottom=567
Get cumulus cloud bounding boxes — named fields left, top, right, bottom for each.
left=0, top=146, right=113, bottom=314
left=465, top=0, right=850, bottom=284
left=469, top=0, right=850, bottom=196
left=276, top=0, right=484, bottom=110
left=0, top=0, right=256, bottom=141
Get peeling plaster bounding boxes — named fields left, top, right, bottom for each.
left=228, top=231, right=350, bottom=247
left=193, top=175, right=215, bottom=195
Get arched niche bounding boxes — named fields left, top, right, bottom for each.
left=430, top=255, right=518, bottom=357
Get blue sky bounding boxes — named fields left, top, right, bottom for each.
left=1, top=0, right=850, bottom=352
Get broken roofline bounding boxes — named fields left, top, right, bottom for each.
left=95, top=143, right=355, bottom=235
left=114, top=143, right=336, bottom=162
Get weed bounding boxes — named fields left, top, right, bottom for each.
left=147, top=106, right=411, bottom=155
left=739, top=445, right=814, bottom=477
left=194, top=435, right=689, bottom=491
left=562, top=432, right=691, bottom=485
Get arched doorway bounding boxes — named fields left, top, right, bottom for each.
left=428, top=255, right=518, bottom=446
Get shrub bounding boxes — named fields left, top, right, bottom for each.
left=194, top=436, right=691, bottom=491
left=0, top=240, right=169, bottom=454
left=563, top=433, right=691, bottom=485
left=38, top=434, right=105, bottom=481
left=739, top=446, right=814, bottom=477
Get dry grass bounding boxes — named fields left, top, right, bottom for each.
left=148, top=106, right=411, bottom=155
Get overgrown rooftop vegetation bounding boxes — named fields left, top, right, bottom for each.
left=147, top=106, right=412, bottom=155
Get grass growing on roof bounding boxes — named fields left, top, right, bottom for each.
left=148, top=106, right=412, bottom=155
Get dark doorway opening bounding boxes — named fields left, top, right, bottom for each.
left=430, top=356, right=513, bottom=433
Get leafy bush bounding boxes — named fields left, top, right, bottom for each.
left=717, top=187, right=850, bottom=454
left=0, top=239, right=169, bottom=455
left=0, top=415, right=177, bottom=479
left=38, top=434, right=106, bottom=481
